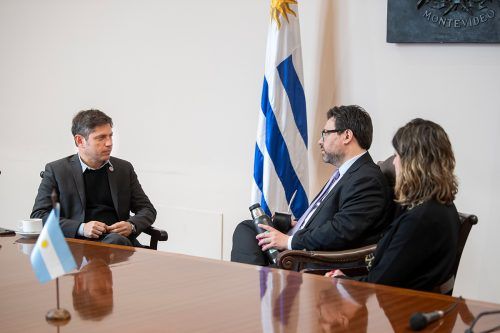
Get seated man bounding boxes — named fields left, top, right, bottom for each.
left=31, top=109, right=156, bottom=246
left=231, top=105, right=394, bottom=266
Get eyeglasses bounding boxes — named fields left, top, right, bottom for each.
left=321, top=129, right=346, bottom=141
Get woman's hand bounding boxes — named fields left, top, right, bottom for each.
left=325, top=269, right=345, bottom=278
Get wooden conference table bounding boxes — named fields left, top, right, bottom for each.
left=1, top=235, right=499, bottom=333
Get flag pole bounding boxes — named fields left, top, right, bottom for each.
left=46, top=277, right=71, bottom=323
left=56, top=277, right=60, bottom=309
left=45, top=188, right=71, bottom=325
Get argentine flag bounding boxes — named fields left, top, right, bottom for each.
left=252, top=0, right=309, bottom=219
left=30, top=205, right=76, bottom=284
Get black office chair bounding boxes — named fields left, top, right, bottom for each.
left=39, top=171, right=168, bottom=250
left=142, top=226, right=168, bottom=250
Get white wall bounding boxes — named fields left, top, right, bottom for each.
left=1, top=0, right=499, bottom=303
left=0, top=0, right=267, bottom=262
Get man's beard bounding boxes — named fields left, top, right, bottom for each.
left=322, top=151, right=343, bottom=167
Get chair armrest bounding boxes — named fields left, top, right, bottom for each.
left=142, top=226, right=168, bottom=250
left=277, top=244, right=377, bottom=271
left=458, top=212, right=478, bottom=226
left=301, top=266, right=370, bottom=277
left=143, top=226, right=169, bottom=240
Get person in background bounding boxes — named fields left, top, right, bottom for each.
left=31, top=109, right=156, bottom=246
left=327, top=118, right=459, bottom=292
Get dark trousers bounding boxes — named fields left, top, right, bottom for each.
left=93, top=233, right=141, bottom=247
left=231, top=220, right=271, bottom=266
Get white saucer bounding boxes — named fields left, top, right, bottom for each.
left=15, top=230, right=41, bottom=238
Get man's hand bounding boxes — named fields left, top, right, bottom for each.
left=256, top=224, right=289, bottom=251
left=83, top=221, right=108, bottom=239
left=107, top=221, right=133, bottom=237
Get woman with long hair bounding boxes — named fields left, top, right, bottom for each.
left=328, top=118, right=460, bottom=292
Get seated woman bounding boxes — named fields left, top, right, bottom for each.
left=327, top=118, right=459, bottom=292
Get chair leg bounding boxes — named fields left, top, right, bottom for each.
left=149, top=238, right=158, bottom=250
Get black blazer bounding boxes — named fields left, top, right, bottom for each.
left=31, top=154, right=156, bottom=238
left=292, top=152, right=394, bottom=251
left=358, top=199, right=459, bottom=292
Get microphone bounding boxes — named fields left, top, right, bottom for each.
left=108, top=161, right=114, bottom=172
left=409, top=300, right=459, bottom=331
left=409, top=310, right=444, bottom=330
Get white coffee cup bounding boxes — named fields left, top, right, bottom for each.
left=20, top=218, right=43, bottom=233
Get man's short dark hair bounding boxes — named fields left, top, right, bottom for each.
left=71, top=109, right=113, bottom=139
left=326, top=105, right=373, bottom=150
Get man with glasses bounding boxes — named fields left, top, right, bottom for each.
left=231, top=105, right=394, bottom=266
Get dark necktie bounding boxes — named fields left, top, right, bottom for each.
left=288, top=170, right=340, bottom=235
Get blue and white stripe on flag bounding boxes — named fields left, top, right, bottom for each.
left=30, top=205, right=76, bottom=284
left=252, top=0, right=308, bottom=219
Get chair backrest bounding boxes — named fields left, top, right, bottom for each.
left=376, top=156, right=478, bottom=294
left=377, top=155, right=396, bottom=188
left=435, top=212, right=478, bottom=295
left=453, top=213, right=478, bottom=281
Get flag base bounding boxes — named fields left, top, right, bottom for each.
left=45, top=308, right=71, bottom=325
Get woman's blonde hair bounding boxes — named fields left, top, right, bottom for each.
left=392, top=118, right=458, bottom=208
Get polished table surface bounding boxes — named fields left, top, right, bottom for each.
left=1, top=235, right=499, bottom=333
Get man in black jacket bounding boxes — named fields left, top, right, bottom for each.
left=231, top=105, right=393, bottom=265
left=31, top=109, right=156, bottom=246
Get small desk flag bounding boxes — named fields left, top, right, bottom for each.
left=30, top=205, right=76, bottom=284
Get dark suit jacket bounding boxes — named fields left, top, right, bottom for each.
left=291, top=152, right=393, bottom=251
left=31, top=154, right=156, bottom=238
left=357, top=199, right=459, bottom=292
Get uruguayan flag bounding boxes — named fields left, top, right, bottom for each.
left=252, top=0, right=308, bottom=219
left=30, top=205, right=76, bottom=284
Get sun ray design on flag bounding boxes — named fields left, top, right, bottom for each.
left=271, top=0, right=297, bottom=29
